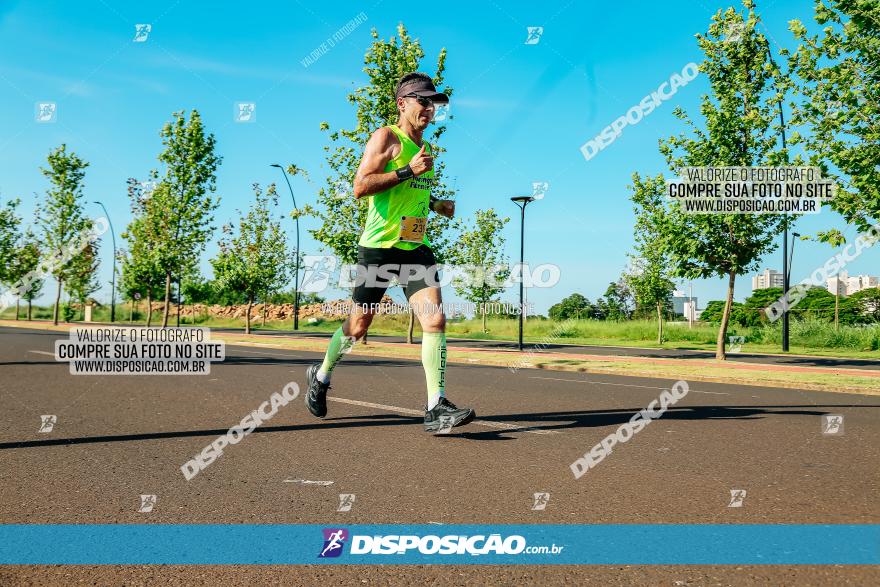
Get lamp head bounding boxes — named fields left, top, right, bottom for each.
left=510, top=196, right=535, bottom=203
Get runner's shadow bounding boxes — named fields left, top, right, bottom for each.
left=1, top=404, right=874, bottom=449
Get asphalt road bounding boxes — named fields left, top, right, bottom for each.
left=210, top=327, right=880, bottom=371
left=1, top=326, right=878, bottom=585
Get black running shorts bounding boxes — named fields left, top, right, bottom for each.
left=351, top=244, right=440, bottom=305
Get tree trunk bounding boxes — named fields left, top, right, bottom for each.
left=407, top=308, right=415, bottom=344
left=715, top=270, right=736, bottom=361
left=52, top=278, right=62, bottom=325
left=245, top=294, right=253, bottom=334
left=835, top=288, right=840, bottom=332
left=482, top=307, right=487, bottom=333
left=146, top=293, right=153, bottom=327
left=262, top=301, right=267, bottom=327
left=656, top=301, right=663, bottom=344
left=27, top=300, right=32, bottom=321
left=15, top=297, right=20, bottom=320
left=162, top=272, right=171, bottom=327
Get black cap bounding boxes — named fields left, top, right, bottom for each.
left=395, top=75, right=449, bottom=103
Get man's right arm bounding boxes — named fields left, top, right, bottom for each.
left=353, top=128, right=400, bottom=199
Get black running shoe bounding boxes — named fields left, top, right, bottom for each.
left=424, top=397, right=475, bottom=432
left=305, top=364, right=330, bottom=418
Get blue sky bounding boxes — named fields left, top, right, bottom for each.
left=1, top=0, right=876, bottom=314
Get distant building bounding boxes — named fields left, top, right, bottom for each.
left=672, top=290, right=699, bottom=319
left=847, top=274, right=879, bottom=294
left=827, top=271, right=880, bottom=296
left=827, top=271, right=849, bottom=296
left=683, top=300, right=702, bottom=321
left=752, top=269, right=783, bottom=291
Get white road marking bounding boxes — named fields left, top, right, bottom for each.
left=232, top=349, right=303, bottom=358
left=28, top=350, right=55, bottom=356
left=284, top=479, right=334, bottom=486
left=528, top=376, right=729, bottom=395
left=327, top=397, right=560, bottom=435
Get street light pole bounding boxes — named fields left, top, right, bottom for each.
left=271, top=164, right=300, bottom=331
left=769, top=53, right=791, bottom=352
left=93, top=201, right=116, bottom=323
left=511, top=195, right=536, bottom=351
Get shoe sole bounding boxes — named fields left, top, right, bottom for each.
left=305, top=364, right=327, bottom=419
left=424, top=409, right=476, bottom=433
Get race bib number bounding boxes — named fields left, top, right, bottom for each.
left=399, top=216, right=427, bottom=243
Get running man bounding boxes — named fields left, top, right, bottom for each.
left=305, top=72, right=475, bottom=433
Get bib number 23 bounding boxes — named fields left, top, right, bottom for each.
left=399, top=216, right=427, bottom=243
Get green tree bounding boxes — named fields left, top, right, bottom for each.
left=627, top=183, right=676, bottom=342
left=596, top=280, right=634, bottom=322
left=150, top=110, right=221, bottom=327
left=848, top=286, right=880, bottom=323
left=211, top=184, right=293, bottom=334
left=0, top=197, right=22, bottom=315
left=38, top=144, right=91, bottom=325
left=634, top=3, right=788, bottom=359
left=788, top=0, right=880, bottom=234
left=9, top=228, right=43, bottom=320
left=121, top=178, right=167, bottom=326
left=0, top=197, right=20, bottom=285
left=65, top=239, right=100, bottom=320
left=548, top=293, right=592, bottom=321
left=447, top=209, right=510, bottom=333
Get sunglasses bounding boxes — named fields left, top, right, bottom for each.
left=403, top=94, right=435, bottom=108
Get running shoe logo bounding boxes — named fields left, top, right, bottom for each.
left=319, top=528, right=349, bottom=558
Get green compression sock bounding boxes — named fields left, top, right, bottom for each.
left=318, top=327, right=354, bottom=382
left=422, top=331, right=447, bottom=409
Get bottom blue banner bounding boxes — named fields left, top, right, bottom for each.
left=0, top=524, right=876, bottom=565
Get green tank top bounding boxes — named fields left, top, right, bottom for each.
left=358, top=124, right=433, bottom=250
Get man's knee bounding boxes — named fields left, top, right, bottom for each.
left=346, top=312, right=373, bottom=339
left=420, top=311, right=446, bottom=332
